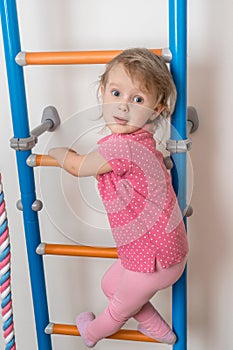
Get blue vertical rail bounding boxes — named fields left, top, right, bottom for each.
left=0, top=1, right=52, bottom=349
left=169, top=1, right=188, bottom=350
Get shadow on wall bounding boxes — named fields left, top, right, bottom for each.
left=187, top=60, right=229, bottom=344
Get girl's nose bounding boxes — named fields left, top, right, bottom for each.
left=118, top=102, right=129, bottom=112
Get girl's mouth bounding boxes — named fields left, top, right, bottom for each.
left=113, top=116, right=128, bottom=125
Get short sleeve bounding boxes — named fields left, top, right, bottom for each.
left=98, top=136, right=132, bottom=176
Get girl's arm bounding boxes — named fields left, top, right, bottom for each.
left=48, top=147, right=112, bottom=177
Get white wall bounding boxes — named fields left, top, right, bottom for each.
left=0, top=1, right=233, bottom=349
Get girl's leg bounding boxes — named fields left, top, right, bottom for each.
left=134, top=258, right=186, bottom=343
left=100, top=260, right=172, bottom=341
left=101, top=259, right=168, bottom=337
left=76, top=259, right=125, bottom=347
left=101, top=259, right=123, bottom=300
left=100, top=260, right=175, bottom=342
left=101, top=258, right=186, bottom=337
left=76, top=258, right=186, bottom=347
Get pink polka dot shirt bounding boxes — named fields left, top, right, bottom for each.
left=97, top=129, right=188, bottom=272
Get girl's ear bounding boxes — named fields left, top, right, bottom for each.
left=154, top=104, right=165, bottom=116
left=148, top=105, right=165, bottom=122
left=100, top=85, right=105, bottom=95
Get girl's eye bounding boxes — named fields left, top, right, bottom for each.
left=111, top=90, right=120, bottom=97
left=133, top=96, right=144, bottom=103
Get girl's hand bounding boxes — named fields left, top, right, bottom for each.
left=48, top=147, right=76, bottom=167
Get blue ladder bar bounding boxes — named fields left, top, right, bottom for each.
left=169, top=1, right=188, bottom=350
left=0, top=1, right=52, bottom=349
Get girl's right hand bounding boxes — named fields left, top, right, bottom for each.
left=48, top=147, right=71, bottom=167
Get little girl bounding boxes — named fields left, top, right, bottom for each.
left=49, top=48, right=188, bottom=347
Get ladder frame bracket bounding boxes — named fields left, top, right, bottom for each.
left=166, top=138, right=192, bottom=154
left=10, top=135, right=37, bottom=151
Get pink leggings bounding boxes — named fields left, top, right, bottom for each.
left=86, top=258, right=186, bottom=343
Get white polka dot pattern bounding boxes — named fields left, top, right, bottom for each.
left=98, top=129, right=188, bottom=272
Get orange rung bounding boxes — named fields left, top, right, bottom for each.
left=16, top=48, right=167, bottom=66
left=30, top=154, right=59, bottom=167
left=52, top=323, right=159, bottom=343
left=42, top=243, right=118, bottom=259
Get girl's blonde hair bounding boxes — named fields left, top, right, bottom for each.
left=99, top=48, right=177, bottom=119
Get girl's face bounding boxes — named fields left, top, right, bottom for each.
left=101, top=64, right=163, bottom=134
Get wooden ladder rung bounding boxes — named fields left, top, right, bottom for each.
left=27, top=154, right=59, bottom=168
left=45, top=323, right=159, bottom=343
left=16, top=48, right=171, bottom=66
left=37, top=243, right=118, bottom=259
